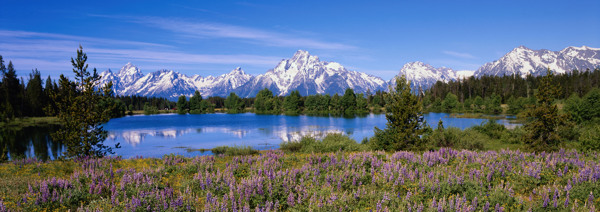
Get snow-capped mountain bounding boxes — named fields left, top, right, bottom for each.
left=98, top=50, right=388, bottom=99
left=234, top=50, right=387, bottom=97
left=192, top=67, right=254, bottom=97
left=99, top=64, right=253, bottom=99
left=474, top=46, right=600, bottom=78
left=389, top=61, right=459, bottom=91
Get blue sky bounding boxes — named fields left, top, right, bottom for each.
left=1, top=0, right=599, bottom=80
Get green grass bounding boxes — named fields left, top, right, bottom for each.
left=0, top=117, right=60, bottom=130
left=211, top=145, right=259, bottom=156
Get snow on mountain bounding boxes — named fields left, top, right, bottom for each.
left=474, top=46, right=600, bottom=78
left=99, top=64, right=253, bottom=100
left=192, top=67, right=254, bottom=97
left=98, top=46, right=599, bottom=99
left=235, top=50, right=387, bottom=97
left=389, top=61, right=459, bottom=91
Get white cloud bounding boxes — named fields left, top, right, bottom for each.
left=0, top=30, right=281, bottom=76
left=126, top=16, right=356, bottom=50
left=442, top=50, right=477, bottom=59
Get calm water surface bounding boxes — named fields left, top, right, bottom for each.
left=1, top=113, right=518, bottom=159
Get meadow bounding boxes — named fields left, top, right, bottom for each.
left=0, top=148, right=598, bottom=211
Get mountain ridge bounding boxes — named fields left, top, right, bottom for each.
left=99, top=46, right=600, bottom=99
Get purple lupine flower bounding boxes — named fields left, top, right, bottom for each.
left=495, top=203, right=503, bottom=212
left=564, top=192, right=570, bottom=208
left=588, top=192, right=594, bottom=208
left=287, top=191, right=295, bottom=207
left=483, top=201, right=490, bottom=212
left=553, top=189, right=559, bottom=208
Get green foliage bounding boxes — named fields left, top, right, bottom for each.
left=283, top=90, right=302, bottom=115
left=371, top=75, right=429, bottom=151
left=355, top=93, right=369, bottom=114
left=303, top=94, right=330, bottom=115
left=279, top=133, right=366, bottom=153
left=25, top=69, right=45, bottom=117
left=485, top=94, right=502, bottom=114
left=224, top=92, right=245, bottom=113
left=49, top=45, right=119, bottom=158
left=441, top=93, right=459, bottom=112
left=578, top=124, right=600, bottom=151
left=1, top=58, right=21, bottom=120
left=341, top=88, right=357, bottom=114
left=254, top=88, right=279, bottom=114
left=211, top=145, right=259, bottom=156
left=566, top=88, right=600, bottom=124
left=188, top=90, right=203, bottom=114
left=143, top=102, right=159, bottom=115
left=423, top=120, right=485, bottom=150
left=176, top=95, right=188, bottom=114
left=507, top=96, right=533, bottom=115
left=522, top=69, right=571, bottom=152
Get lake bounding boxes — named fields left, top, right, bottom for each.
left=1, top=113, right=518, bottom=159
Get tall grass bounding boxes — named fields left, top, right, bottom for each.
left=280, top=133, right=367, bottom=153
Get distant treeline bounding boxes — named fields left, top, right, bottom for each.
left=422, top=68, right=600, bottom=114
left=172, top=88, right=387, bottom=116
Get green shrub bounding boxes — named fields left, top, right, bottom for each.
left=472, top=120, right=506, bottom=139
left=425, top=127, right=485, bottom=150
left=578, top=124, right=600, bottom=151
left=211, top=145, right=259, bottom=156
left=280, top=133, right=367, bottom=153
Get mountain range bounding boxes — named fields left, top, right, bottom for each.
left=99, top=46, right=600, bottom=99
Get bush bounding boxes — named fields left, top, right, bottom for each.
left=211, top=145, right=259, bottom=156
left=280, top=134, right=367, bottom=153
left=424, top=127, right=485, bottom=151
left=578, top=124, right=600, bottom=151
left=472, top=120, right=506, bottom=139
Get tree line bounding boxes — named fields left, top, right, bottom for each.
left=173, top=87, right=386, bottom=116
left=423, top=68, right=600, bottom=114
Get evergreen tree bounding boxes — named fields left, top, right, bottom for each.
left=0, top=56, right=6, bottom=120
left=189, top=91, right=203, bottom=114
left=356, top=93, right=369, bottom=114
left=283, top=90, right=302, bottom=114
left=341, top=88, right=357, bottom=114
left=1, top=61, right=21, bottom=119
left=522, top=69, right=569, bottom=152
left=442, top=93, right=458, bottom=112
left=176, top=95, right=188, bottom=114
left=26, top=69, right=44, bottom=116
left=371, top=75, right=429, bottom=151
left=254, top=88, right=275, bottom=113
left=224, top=92, right=244, bottom=113
left=50, top=45, right=119, bottom=158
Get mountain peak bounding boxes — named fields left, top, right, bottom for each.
left=476, top=45, right=600, bottom=78
left=290, top=50, right=318, bottom=63
left=229, top=67, right=245, bottom=75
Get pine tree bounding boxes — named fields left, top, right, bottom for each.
left=26, top=69, right=44, bottom=116
left=283, top=90, right=302, bottom=114
left=341, top=88, right=357, bottom=114
left=371, top=75, right=429, bottom=151
left=522, top=69, right=569, bottom=152
left=224, top=92, right=244, bottom=113
left=50, top=45, right=119, bottom=158
left=2, top=60, right=21, bottom=119
left=189, top=91, right=203, bottom=114
left=254, top=88, right=275, bottom=113
left=177, top=95, right=188, bottom=114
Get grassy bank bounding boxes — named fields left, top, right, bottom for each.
left=0, top=117, right=60, bottom=130
left=0, top=149, right=598, bottom=211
